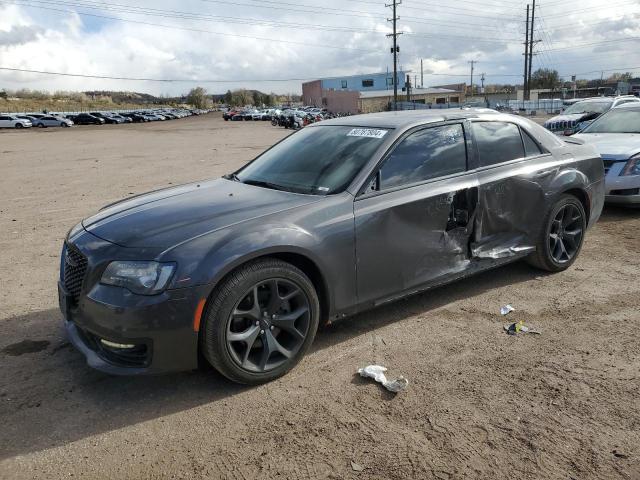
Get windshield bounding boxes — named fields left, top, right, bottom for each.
left=582, top=109, right=640, bottom=134
left=235, top=126, right=390, bottom=195
left=564, top=101, right=611, bottom=115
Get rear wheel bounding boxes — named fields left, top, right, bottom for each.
left=201, top=259, right=320, bottom=384
left=527, top=194, right=586, bottom=272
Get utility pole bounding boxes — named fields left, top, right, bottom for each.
left=481, top=73, right=485, bottom=93
left=414, top=75, right=418, bottom=90
left=527, top=0, right=536, bottom=99
left=468, top=60, right=477, bottom=97
left=386, top=0, right=402, bottom=109
left=421, top=58, right=424, bottom=88
left=406, top=74, right=412, bottom=102
left=523, top=4, right=529, bottom=101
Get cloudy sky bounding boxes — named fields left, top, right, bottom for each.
left=0, top=0, right=638, bottom=95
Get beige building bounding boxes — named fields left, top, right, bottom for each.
left=358, top=87, right=464, bottom=113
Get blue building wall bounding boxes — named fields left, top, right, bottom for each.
left=320, top=71, right=408, bottom=92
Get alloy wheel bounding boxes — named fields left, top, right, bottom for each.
left=548, top=203, right=584, bottom=264
left=226, top=278, right=311, bottom=373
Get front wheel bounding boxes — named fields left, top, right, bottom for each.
left=527, top=194, right=586, bottom=272
left=15, top=123, right=23, bottom=129
left=201, top=259, right=320, bottom=385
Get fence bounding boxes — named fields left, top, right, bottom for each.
left=391, top=101, right=462, bottom=111
left=391, top=98, right=565, bottom=114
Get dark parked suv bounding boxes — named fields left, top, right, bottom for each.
left=59, top=110, right=604, bottom=384
left=71, top=113, right=105, bottom=125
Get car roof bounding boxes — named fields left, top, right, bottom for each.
left=615, top=102, right=640, bottom=109
left=314, top=108, right=500, bottom=129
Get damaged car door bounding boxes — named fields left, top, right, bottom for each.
left=354, top=122, right=478, bottom=305
left=469, top=120, right=549, bottom=259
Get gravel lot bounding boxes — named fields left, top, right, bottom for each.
left=0, top=114, right=638, bottom=479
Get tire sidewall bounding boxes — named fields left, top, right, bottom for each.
left=202, top=260, right=320, bottom=384
left=540, top=194, right=586, bottom=270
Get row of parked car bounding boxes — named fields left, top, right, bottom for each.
left=0, top=108, right=211, bottom=129
left=223, top=106, right=350, bottom=129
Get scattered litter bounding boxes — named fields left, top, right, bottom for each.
left=357, top=365, right=409, bottom=393
left=504, top=320, right=541, bottom=335
left=500, top=304, right=515, bottom=316
left=351, top=461, right=365, bottom=472
left=612, top=450, right=629, bottom=459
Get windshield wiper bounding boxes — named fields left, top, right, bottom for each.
left=242, top=179, right=289, bottom=192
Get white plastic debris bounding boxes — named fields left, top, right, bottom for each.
left=500, top=304, right=515, bottom=316
left=357, top=365, right=409, bottom=393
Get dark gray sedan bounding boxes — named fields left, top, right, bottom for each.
left=59, top=110, right=604, bottom=384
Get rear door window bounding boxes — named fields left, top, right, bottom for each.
left=472, top=121, right=525, bottom=167
left=379, top=124, right=467, bottom=190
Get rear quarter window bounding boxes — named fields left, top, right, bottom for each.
left=472, top=121, right=525, bottom=167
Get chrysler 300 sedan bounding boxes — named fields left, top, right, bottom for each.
left=59, top=110, right=604, bottom=384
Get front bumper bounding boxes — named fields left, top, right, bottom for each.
left=58, top=230, right=211, bottom=375
left=605, top=193, right=640, bottom=205
left=59, top=280, right=208, bottom=375
left=604, top=164, right=640, bottom=205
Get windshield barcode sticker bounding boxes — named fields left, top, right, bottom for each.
left=347, top=128, right=388, bottom=139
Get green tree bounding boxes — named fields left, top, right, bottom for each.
left=607, top=72, right=633, bottom=83
left=529, top=68, right=560, bottom=90
left=186, top=87, right=207, bottom=109
left=224, top=90, right=233, bottom=105
left=252, top=91, right=262, bottom=107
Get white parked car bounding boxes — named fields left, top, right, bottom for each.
left=0, top=114, right=32, bottom=129
left=544, top=96, right=640, bottom=136
left=573, top=103, right=640, bottom=206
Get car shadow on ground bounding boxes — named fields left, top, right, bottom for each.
left=597, top=205, right=639, bottom=224
left=0, top=259, right=545, bottom=460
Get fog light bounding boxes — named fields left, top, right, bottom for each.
left=100, top=339, right=136, bottom=349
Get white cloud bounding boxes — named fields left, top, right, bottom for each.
left=0, top=0, right=638, bottom=95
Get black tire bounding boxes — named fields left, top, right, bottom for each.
left=15, top=123, right=23, bottom=129
left=527, top=193, right=587, bottom=272
left=38, top=123, right=45, bottom=128
left=201, top=258, right=320, bottom=385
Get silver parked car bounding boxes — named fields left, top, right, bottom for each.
left=573, top=103, right=640, bottom=205
left=32, top=115, right=74, bottom=128
left=0, top=114, right=32, bottom=128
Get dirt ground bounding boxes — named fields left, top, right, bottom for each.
left=0, top=114, right=638, bottom=480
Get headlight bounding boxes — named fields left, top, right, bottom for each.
left=101, top=261, right=176, bottom=295
left=621, top=154, right=640, bottom=176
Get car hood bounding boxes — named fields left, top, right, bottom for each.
left=571, top=133, right=640, bottom=160
left=82, top=178, right=322, bottom=249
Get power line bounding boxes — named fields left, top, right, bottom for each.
left=0, top=66, right=316, bottom=82
left=12, top=0, right=521, bottom=42
left=1, top=0, right=380, bottom=52
left=544, top=37, right=640, bottom=53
